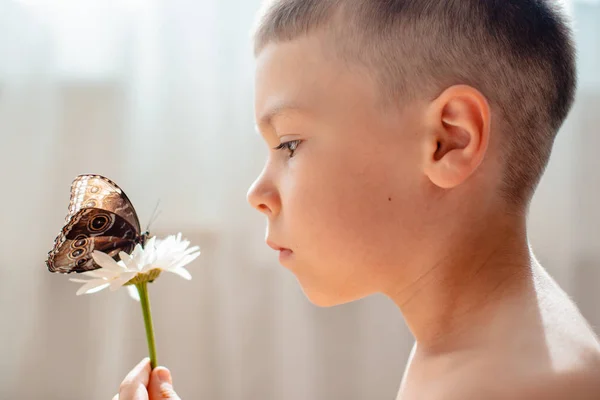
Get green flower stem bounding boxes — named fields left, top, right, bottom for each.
left=136, top=281, right=157, bottom=369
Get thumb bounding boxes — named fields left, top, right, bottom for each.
left=148, top=367, right=181, bottom=400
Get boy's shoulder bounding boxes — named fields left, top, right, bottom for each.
left=447, top=307, right=600, bottom=399
left=432, top=320, right=600, bottom=400
left=439, top=361, right=600, bottom=400
left=398, top=282, right=600, bottom=400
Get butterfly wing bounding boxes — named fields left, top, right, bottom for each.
left=46, top=208, right=140, bottom=273
left=68, top=174, right=141, bottom=232
left=47, top=174, right=144, bottom=274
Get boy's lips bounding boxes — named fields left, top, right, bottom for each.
left=266, top=240, right=290, bottom=252
left=266, top=240, right=294, bottom=262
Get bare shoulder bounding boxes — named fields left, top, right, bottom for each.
left=514, top=365, right=600, bottom=400
left=439, top=354, right=600, bottom=400
left=435, top=365, right=600, bottom=400
left=403, top=268, right=600, bottom=400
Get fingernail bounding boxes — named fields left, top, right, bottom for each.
left=157, top=367, right=172, bottom=384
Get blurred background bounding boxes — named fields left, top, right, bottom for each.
left=0, top=0, right=598, bottom=399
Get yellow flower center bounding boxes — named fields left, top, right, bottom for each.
left=124, top=268, right=162, bottom=286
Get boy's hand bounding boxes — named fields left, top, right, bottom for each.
left=113, top=358, right=181, bottom=400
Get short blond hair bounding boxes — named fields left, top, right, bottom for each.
left=253, top=0, right=577, bottom=207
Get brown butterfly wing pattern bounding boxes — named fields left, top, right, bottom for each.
left=67, top=175, right=141, bottom=231
left=46, top=175, right=147, bottom=274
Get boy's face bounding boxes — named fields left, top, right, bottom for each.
left=249, top=35, right=436, bottom=306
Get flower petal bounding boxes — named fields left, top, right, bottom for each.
left=145, top=236, right=157, bottom=251
left=182, top=246, right=201, bottom=256
left=131, top=243, right=144, bottom=258
left=85, top=283, right=111, bottom=294
left=130, top=244, right=145, bottom=267
left=173, top=252, right=200, bottom=269
left=76, top=280, right=110, bottom=296
left=168, top=267, right=192, bottom=280
left=92, top=251, right=124, bottom=272
left=69, top=278, right=91, bottom=283
left=119, top=251, right=133, bottom=266
left=131, top=243, right=144, bottom=257
left=108, top=272, right=138, bottom=291
left=127, top=285, right=140, bottom=301
left=83, top=269, right=115, bottom=279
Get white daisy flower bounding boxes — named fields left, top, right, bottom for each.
left=69, top=233, right=201, bottom=300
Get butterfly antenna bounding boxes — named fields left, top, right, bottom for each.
left=146, top=199, right=161, bottom=232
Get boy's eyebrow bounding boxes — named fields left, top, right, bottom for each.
left=257, top=101, right=306, bottom=128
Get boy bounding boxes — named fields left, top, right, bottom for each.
left=116, top=1, right=600, bottom=399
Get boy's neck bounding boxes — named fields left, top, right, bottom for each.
left=387, top=212, right=536, bottom=354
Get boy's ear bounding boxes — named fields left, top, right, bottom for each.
left=422, top=85, right=491, bottom=189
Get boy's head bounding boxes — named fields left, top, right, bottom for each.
left=247, top=0, right=576, bottom=306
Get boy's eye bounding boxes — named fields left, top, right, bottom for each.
left=273, top=140, right=301, bottom=157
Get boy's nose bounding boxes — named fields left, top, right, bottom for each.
left=246, top=175, right=281, bottom=217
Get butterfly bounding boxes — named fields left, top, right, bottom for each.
left=46, top=174, right=150, bottom=274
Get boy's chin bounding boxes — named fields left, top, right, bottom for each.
left=299, top=284, right=370, bottom=308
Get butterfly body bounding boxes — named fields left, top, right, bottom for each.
left=47, top=175, right=148, bottom=274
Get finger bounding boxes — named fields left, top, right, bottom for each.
left=148, top=367, right=181, bottom=400
left=119, top=358, right=152, bottom=400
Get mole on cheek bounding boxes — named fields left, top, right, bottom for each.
left=388, top=197, right=392, bottom=202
